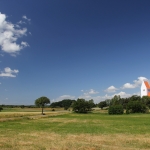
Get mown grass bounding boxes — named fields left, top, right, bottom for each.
left=1, top=110, right=150, bottom=149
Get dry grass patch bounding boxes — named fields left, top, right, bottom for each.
left=0, top=111, right=70, bottom=122
left=1, top=132, right=150, bottom=150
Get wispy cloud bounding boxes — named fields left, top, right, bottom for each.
left=0, top=13, right=29, bottom=55
left=0, top=67, right=19, bottom=77
left=17, top=20, right=26, bottom=24
left=22, top=15, right=31, bottom=22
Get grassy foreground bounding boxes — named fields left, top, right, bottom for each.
left=0, top=109, right=150, bottom=150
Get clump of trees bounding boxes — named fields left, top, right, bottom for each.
left=108, top=95, right=124, bottom=115
left=108, top=105, right=123, bottom=115
left=50, top=99, right=75, bottom=110
left=126, top=101, right=147, bottom=113
left=101, top=95, right=150, bottom=115
left=35, top=96, right=50, bottom=115
left=72, top=99, right=95, bottom=113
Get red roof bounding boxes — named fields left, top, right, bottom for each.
left=144, top=81, right=150, bottom=89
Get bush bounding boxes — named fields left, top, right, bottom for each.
left=126, top=101, right=147, bottom=113
left=108, top=105, right=123, bottom=115
left=0, top=107, right=3, bottom=112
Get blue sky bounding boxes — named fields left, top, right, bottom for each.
left=0, top=0, right=150, bottom=105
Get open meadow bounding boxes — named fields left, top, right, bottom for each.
left=0, top=108, right=150, bottom=150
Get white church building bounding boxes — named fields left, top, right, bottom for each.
left=141, top=80, right=150, bottom=98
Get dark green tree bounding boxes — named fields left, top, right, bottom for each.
left=50, top=99, right=75, bottom=109
left=98, top=101, right=107, bottom=109
left=0, top=107, right=3, bottom=112
left=129, top=95, right=141, bottom=101
left=108, top=105, right=123, bottom=115
left=105, top=99, right=111, bottom=106
left=141, top=96, right=150, bottom=108
left=35, top=96, right=50, bottom=115
left=72, top=98, right=93, bottom=113
left=110, top=95, right=121, bottom=105
left=88, top=99, right=95, bottom=109
left=20, top=105, right=25, bottom=109
left=126, top=101, right=147, bottom=113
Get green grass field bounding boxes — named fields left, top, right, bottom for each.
left=0, top=108, right=150, bottom=150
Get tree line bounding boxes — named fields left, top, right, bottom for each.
left=99, top=95, right=150, bottom=114
left=1, top=95, right=150, bottom=115
left=50, top=99, right=76, bottom=110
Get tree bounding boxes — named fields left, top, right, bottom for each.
left=50, top=99, right=75, bottom=109
left=129, top=95, right=141, bottom=101
left=141, top=96, right=150, bottom=108
left=108, top=105, right=123, bottom=115
left=20, top=105, right=25, bottom=109
left=35, top=96, right=50, bottom=115
left=98, top=101, right=107, bottom=109
left=72, top=98, right=93, bottom=113
left=110, top=95, right=121, bottom=106
left=0, top=107, right=3, bottom=112
left=126, top=101, right=147, bottom=113
left=88, top=99, right=95, bottom=108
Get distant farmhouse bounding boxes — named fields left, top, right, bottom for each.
left=141, top=80, right=150, bottom=97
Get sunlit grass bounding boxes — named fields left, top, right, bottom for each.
left=1, top=110, right=150, bottom=149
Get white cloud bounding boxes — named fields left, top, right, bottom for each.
left=83, top=89, right=99, bottom=95
left=89, top=89, right=99, bottom=94
left=122, top=77, right=148, bottom=89
left=55, top=95, right=75, bottom=102
left=22, top=15, right=31, bottom=22
left=0, top=67, right=19, bottom=77
left=0, top=82, right=1, bottom=84
left=0, top=12, right=29, bottom=55
left=78, top=94, right=111, bottom=104
left=112, top=91, right=131, bottom=98
left=122, top=83, right=135, bottom=89
left=105, top=86, right=118, bottom=93
left=78, top=90, right=133, bottom=104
